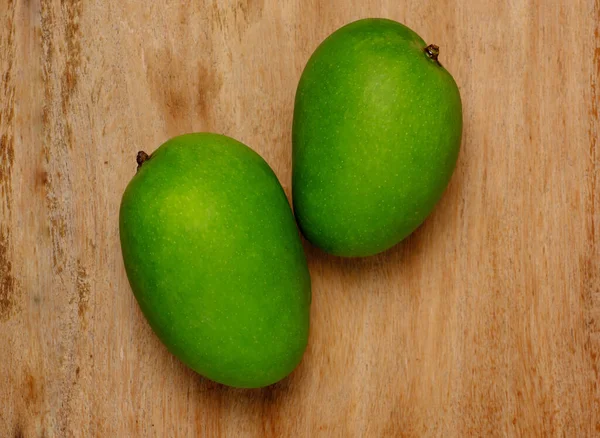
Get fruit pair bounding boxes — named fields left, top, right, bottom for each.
left=120, top=19, right=462, bottom=388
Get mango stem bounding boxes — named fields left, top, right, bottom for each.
left=424, top=44, right=440, bottom=63
left=136, top=151, right=150, bottom=171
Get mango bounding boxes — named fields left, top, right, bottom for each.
left=292, top=19, right=463, bottom=257
left=119, top=133, right=311, bottom=388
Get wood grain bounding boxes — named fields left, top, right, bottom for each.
left=1, top=0, right=599, bottom=436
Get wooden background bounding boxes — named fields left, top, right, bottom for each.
left=1, top=0, right=599, bottom=436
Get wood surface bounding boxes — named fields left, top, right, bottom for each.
left=1, top=0, right=599, bottom=436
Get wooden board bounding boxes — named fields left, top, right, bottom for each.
left=1, top=0, right=599, bottom=436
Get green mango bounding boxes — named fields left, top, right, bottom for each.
left=119, top=133, right=311, bottom=388
left=293, top=18, right=463, bottom=257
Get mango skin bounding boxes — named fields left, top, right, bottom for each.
left=119, top=133, right=311, bottom=388
left=292, top=18, right=463, bottom=257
